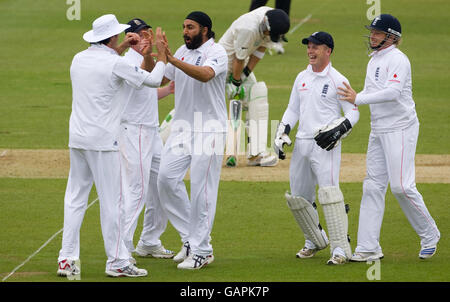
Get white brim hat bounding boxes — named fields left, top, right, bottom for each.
left=83, top=14, right=130, bottom=43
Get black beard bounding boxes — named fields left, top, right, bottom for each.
left=184, top=32, right=203, bottom=49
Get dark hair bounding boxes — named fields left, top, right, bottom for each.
left=97, top=37, right=111, bottom=45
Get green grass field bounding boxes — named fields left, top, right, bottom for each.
left=0, top=0, right=449, bottom=285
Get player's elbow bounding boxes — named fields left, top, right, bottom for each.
left=198, top=68, right=215, bottom=82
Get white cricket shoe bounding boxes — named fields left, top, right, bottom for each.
left=247, top=152, right=278, bottom=167
left=350, top=251, right=384, bottom=262
left=177, top=254, right=214, bottom=270
left=173, top=241, right=191, bottom=263
left=419, top=246, right=437, bottom=259
left=57, top=259, right=80, bottom=277
left=135, top=243, right=174, bottom=259
left=327, top=254, right=348, bottom=265
left=105, top=264, right=148, bottom=277
left=296, top=247, right=319, bottom=259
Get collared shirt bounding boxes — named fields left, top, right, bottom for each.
left=218, top=6, right=272, bottom=73
left=120, top=48, right=159, bottom=127
left=164, top=38, right=228, bottom=133
left=282, top=63, right=359, bottom=139
left=356, top=45, right=417, bottom=133
left=69, top=43, right=165, bottom=150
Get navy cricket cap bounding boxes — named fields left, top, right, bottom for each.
left=302, top=31, right=334, bottom=51
left=125, top=18, right=151, bottom=34
left=266, top=9, right=290, bottom=42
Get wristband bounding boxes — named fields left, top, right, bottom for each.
left=243, top=66, right=252, bottom=77
left=230, top=76, right=242, bottom=87
left=252, top=50, right=265, bottom=59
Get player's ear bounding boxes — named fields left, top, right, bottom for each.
left=202, top=26, right=208, bottom=37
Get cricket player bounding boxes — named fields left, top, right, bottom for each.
left=118, top=18, right=175, bottom=264
left=274, top=32, right=360, bottom=265
left=337, top=14, right=440, bottom=261
left=220, top=7, right=290, bottom=167
left=157, top=11, right=228, bottom=270
left=57, top=14, right=167, bottom=278
left=249, top=0, right=292, bottom=54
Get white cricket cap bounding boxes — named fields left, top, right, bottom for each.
left=83, top=14, right=130, bottom=43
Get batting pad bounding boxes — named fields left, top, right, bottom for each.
left=159, top=108, right=175, bottom=144
left=318, top=186, right=352, bottom=258
left=247, top=82, right=268, bottom=157
left=285, top=192, right=329, bottom=250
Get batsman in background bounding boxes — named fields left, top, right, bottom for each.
left=219, top=6, right=290, bottom=167
left=337, top=14, right=440, bottom=261
left=274, top=32, right=360, bottom=264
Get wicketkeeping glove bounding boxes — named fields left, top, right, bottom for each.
left=314, top=117, right=352, bottom=151
left=274, top=122, right=292, bottom=160
left=226, top=75, right=245, bottom=100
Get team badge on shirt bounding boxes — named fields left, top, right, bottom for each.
left=321, top=84, right=329, bottom=97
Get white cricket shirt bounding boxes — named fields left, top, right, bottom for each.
left=219, top=6, right=272, bottom=72
left=120, top=48, right=159, bottom=127
left=282, top=63, right=360, bottom=139
left=69, top=44, right=165, bottom=150
left=355, top=45, right=418, bottom=133
left=164, top=38, right=228, bottom=132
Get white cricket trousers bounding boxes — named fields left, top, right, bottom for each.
left=289, top=139, right=341, bottom=199
left=355, top=122, right=440, bottom=253
left=58, top=148, right=130, bottom=270
left=119, top=123, right=168, bottom=253
left=158, top=131, right=225, bottom=256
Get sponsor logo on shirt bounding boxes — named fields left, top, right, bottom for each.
left=389, top=73, right=400, bottom=83
left=299, top=82, right=308, bottom=91
left=375, top=67, right=380, bottom=81
left=321, top=84, right=329, bottom=97
left=195, top=56, right=202, bottom=66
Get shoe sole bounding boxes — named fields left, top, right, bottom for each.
left=105, top=271, right=148, bottom=278
left=327, top=259, right=348, bottom=265
left=57, top=270, right=78, bottom=277
left=177, top=256, right=214, bottom=270
left=419, top=251, right=436, bottom=259
left=296, top=252, right=317, bottom=259
left=260, top=158, right=278, bottom=167
left=350, top=255, right=384, bottom=262
left=136, top=252, right=174, bottom=259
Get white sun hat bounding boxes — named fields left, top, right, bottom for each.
left=83, top=14, right=130, bottom=43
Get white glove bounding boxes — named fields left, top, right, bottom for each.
left=273, top=122, right=292, bottom=160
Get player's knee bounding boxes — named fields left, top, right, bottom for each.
left=390, top=183, right=416, bottom=198
left=363, top=177, right=388, bottom=194
left=156, top=167, right=175, bottom=191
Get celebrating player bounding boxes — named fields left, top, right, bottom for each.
left=337, top=14, right=440, bottom=261
left=220, top=6, right=290, bottom=167
left=157, top=11, right=228, bottom=270
left=57, top=14, right=167, bottom=278
left=118, top=18, right=175, bottom=265
left=274, top=32, right=360, bottom=265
